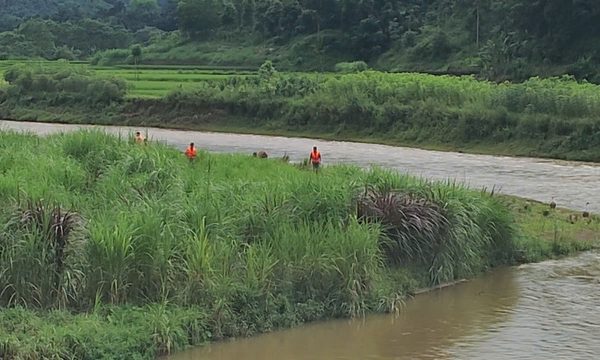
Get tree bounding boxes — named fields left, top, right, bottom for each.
left=157, top=0, right=179, bottom=31
left=17, top=19, right=56, bottom=58
left=125, top=0, right=161, bottom=30
left=131, top=45, right=142, bottom=80
left=177, top=0, right=221, bottom=38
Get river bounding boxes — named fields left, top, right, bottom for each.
left=1, top=120, right=599, bottom=212
left=168, top=252, right=600, bottom=360
left=1, top=120, right=599, bottom=359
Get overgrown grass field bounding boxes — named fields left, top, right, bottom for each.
left=0, top=130, right=597, bottom=358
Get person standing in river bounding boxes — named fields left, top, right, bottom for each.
left=309, top=146, right=321, bottom=172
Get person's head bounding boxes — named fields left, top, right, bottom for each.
left=190, top=142, right=194, bottom=148
left=313, top=146, right=317, bottom=152
left=136, top=131, right=140, bottom=136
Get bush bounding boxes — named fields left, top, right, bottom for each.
left=90, top=48, right=131, bottom=66
left=3, top=65, right=126, bottom=106
left=334, top=61, right=369, bottom=73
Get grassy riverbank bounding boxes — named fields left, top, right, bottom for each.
left=3, top=63, right=600, bottom=162
left=0, top=130, right=598, bottom=359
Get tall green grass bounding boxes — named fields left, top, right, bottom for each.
left=5, top=62, right=600, bottom=161
left=140, top=71, right=600, bottom=161
left=0, top=130, right=517, bottom=358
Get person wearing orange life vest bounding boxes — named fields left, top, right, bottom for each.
left=309, top=146, right=321, bottom=172
left=185, top=142, right=197, bottom=162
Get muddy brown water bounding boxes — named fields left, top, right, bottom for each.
left=169, top=252, right=600, bottom=360
left=2, top=120, right=600, bottom=359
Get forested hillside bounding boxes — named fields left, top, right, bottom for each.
left=2, top=0, right=600, bottom=80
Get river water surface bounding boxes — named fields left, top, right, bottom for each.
left=1, top=120, right=599, bottom=359
left=169, top=252, right=600, bottom=360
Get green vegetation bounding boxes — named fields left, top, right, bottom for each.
left=2, top=1, right=600, bottom=81
left=0, top=64, right=126, bottom=106
left=0, top=130, right=504, bottom=357
left=506, top=197, right=600, bottom=263
left=0, top=130, right=597, bottom=358
left=4, top=63, right=600, bottom=161
left=0, top=60, right=251, bottom=99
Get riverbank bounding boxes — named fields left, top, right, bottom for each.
left=0, top=130, right=598, bottom=359
left=3, top=65, right=600, bottom=162
left=1, top=108, right=596, bottom=164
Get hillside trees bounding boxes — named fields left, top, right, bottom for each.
left=178, top=0, right=221, bottom=37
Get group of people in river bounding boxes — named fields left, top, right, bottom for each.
left=134, top=131, right=323, bottom=171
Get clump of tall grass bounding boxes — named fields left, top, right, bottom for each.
left=358, top=189, right=449, bottom=264
left=356, top=181, right=516, bottom=284
left=0, top=200, right=85, bottom=308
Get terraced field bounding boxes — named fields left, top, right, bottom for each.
left=0, top=60, right=254, bottom=98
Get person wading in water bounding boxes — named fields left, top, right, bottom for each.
left=185, top=142, right=197, bottom=162
left=309, top=146, right=321, bottom=173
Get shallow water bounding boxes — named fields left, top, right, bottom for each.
left=2, top=120, right=598, bottom=212
left=169, top=252, right=600, bottom=360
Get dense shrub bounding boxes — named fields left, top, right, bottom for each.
left=90, top=49, right=132, bottom=66
left=334, top=61, right=369, bottom=73
left=2, top=65, right=126, bottom=106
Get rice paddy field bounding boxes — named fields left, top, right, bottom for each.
left=0, top=60, right=254, bottom=98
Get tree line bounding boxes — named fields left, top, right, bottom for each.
left=2, top=0, right=600, bottom=80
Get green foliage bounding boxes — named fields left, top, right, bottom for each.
left=3, top=0, right=600, bottom=78
left=152, top=71, right=600, bottom=161
left=91, top=49, right=131, bottom=66
left=0, top=18, right=132, bottom=60
left=131, top=45, right=142, bottom=59
left=334, top=61, right=369, bottom=73
left=2, top=64, right=127, bottom=106
left=178, top=0, right=221, bottom=38
left=0, top=201, right=86, bottom=309
left=0, top=130, right=519, bottom=357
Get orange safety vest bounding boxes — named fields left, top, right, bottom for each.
left=310, top=150, right=321, bottom=164
left=185, top=146, right=197, bottom=159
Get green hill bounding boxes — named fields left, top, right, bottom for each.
left=2, top=0, right=600, bottom=81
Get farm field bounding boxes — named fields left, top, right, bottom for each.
left=0, top=60, right=255, bottom=98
